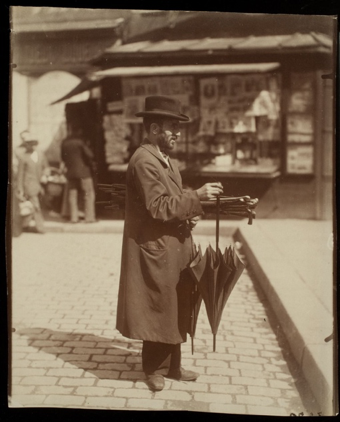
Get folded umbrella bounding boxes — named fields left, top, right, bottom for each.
left=187, top=243, right=204, bottom=355
left=189, top=244, right=244, bottom=352
left=189, top=196, right=245, bottom=351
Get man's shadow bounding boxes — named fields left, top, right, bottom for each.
left=13, top=327, right=145, bottom=383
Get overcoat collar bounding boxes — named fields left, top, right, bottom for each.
left=141, top=139, right=182, bottom=192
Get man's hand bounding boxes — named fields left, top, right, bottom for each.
left=196, top=182, right=223, bottom=201
left=188, top=215, right=200, bottom=230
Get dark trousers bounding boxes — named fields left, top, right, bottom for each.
left=68, top=177, right=95, bottom=223
left=142, top=341, right=181, bottom=376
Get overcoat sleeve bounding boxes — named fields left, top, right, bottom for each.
left=133, top=158, right=203, bottom=222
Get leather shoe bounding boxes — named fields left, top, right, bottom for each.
left=166, top=367, right=199, bottom=382
left=146, top=374, right=165, bottom=391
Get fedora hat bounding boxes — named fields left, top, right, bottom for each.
left=135, top=96, right=190, bottom=122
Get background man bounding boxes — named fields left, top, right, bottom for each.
left=17, top=131, right=48, bottom=234
left=61, top=122, right=96, bottom=224
left=116, top=96, right=223, bottom=391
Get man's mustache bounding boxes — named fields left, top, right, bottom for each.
left=170, top=132, right=180, bottom=140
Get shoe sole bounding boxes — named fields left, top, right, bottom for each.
left=165, top=375, right=198, bottom=382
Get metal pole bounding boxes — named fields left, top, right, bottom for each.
left=216, top=195, right=220, bottom=252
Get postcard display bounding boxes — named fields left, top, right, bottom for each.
left=286, top=72, right=315, bottom=174
left=122, top=76, right=198, bottom=169
left=103, top=73, right=281, bottom=171
left=103, top=100, right=130, bottom=165
left=102, top=76, right=198, bottom=167
left=198, top=74, right=281, bottom=169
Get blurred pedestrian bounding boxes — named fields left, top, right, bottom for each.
left=17, top=131, right=48, bottom=234
left=11, top=133, right=26, bottom=237
left=61, top=122, right=96, bottom=224
left=116, top=95, right=223, bottom=391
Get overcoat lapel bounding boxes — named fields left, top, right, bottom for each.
left=141, top=142, right=183, bottom=192
left=168, top=159, right=183, bottom=193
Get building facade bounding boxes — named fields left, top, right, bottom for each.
left=87, top=13, right=336, bottom=220
left=11, top=8, right=336, bottom=220
left=11, top=7, right=128, bottom=163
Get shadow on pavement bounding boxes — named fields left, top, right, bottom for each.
left=14, top=327, right=146, bottom=383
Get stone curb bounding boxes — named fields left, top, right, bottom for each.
left=234, top=224, right=335, bottom=416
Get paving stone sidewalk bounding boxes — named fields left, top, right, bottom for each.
left=9, top=233, right=319, bottom=416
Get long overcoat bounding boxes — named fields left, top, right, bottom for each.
left=116, top=140, right=203, bottom=344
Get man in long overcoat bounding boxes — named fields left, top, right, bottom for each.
left=116, top=96, right=223, bottom=391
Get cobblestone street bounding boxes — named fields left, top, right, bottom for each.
left=10, top=232, right=318, bottom=415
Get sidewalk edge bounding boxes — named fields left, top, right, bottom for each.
left=235, top=227, right=334, bottom=415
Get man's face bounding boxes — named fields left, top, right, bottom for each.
left=157, top=119, right=181, bottom=152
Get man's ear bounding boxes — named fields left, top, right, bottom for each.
left=150, top=123, right=160, bottom=134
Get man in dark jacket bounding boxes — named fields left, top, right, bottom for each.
left=61, top=123, right=96, bottom=223
left=116, top=96, right=223, bottom=391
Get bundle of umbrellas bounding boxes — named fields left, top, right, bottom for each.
left=201, top=195, right=259, bottom=225
left=97, top=183, right=126, bottom=210
left=97, top=185, right=258, bottom=225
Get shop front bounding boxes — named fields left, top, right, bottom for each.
left=87, top=32, right=334, bottom=220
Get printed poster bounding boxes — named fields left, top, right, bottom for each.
left=287, top=114, right=313, bottom=134
left=286, top=144, right=314, bottom=174
left=287, top=133, right=313, bottom=143
left=145, top=77, right=161, bottom=96
left=198, top=113, right=217, bottom=136
left=123, top=96, right=144, bottom=123
left=244, top=74, right=266, bottom=93
left=290, top=72, right=314, bottom=91
left=228, top=75, right=244, bottom=97
left=288, top=90, right=314, bottom=113
left=107, top=101, right=123, bottom=113
left=200, top=78, right=219, bottom=108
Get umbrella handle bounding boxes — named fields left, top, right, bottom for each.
left=216, top=195, right=220, bottom=252
left=247, top=210, right=253, bottom=225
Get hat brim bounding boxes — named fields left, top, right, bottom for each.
left=135, top=110, right=190, bottom=122
left=22, top=140, right=39, bottom=145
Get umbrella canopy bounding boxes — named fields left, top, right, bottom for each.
left=189, top=243, right=245, bottom=352
left=187, top=243, right=204, bottom=354
left=189, top=195, right=245, bottom=352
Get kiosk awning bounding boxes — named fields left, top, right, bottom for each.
left=50, top=77, right=99, bottom=105
left=93, top=62, right=281, bottom=79
left=51, top=62, right=281, bottom=104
